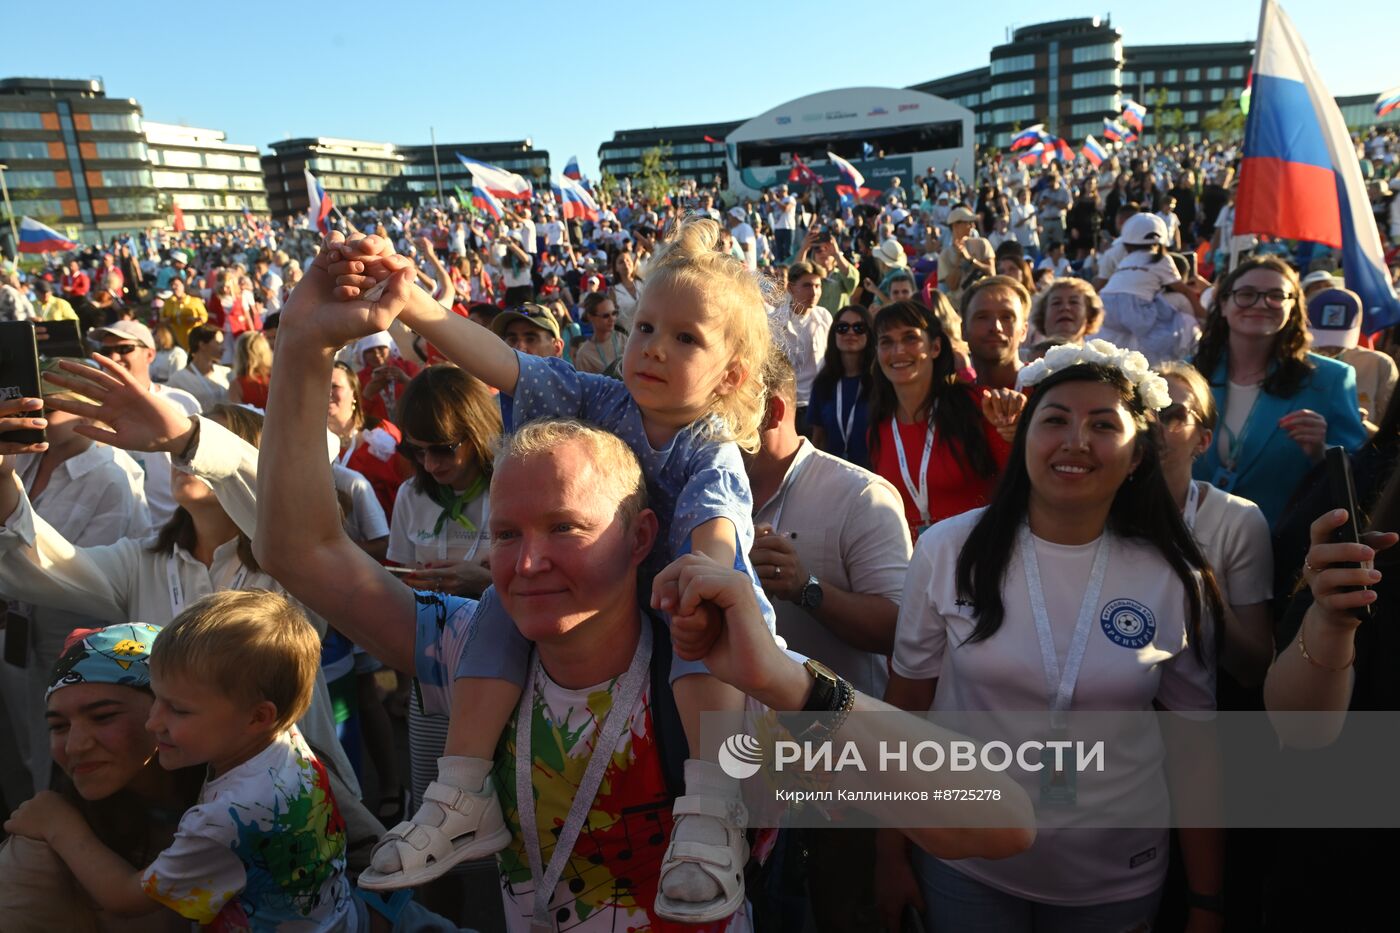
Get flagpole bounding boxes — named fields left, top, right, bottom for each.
left=0, top=163, right=18, bottom=260
left=430, top=126, right=444, bottom=205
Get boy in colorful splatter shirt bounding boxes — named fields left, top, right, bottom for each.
left=7, top=591, right=355, bottom=931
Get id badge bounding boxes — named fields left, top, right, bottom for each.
left=1038, top=731, right=1077, bottom=808
left=1212, top=466, right=1237, bottom=492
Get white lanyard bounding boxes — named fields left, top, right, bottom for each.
left=168, top=553, right=251, bottom=617
left=515, top=621, right=652, bottom=933
left=836, top=379, right=862, bottom=454
left=766, top=450, right=813, bottom=533
left=1182, top=480, right=1201, bottom=533
left=336, top=432, right=357, bottom=468
left=890, top=416, right=935, bottom=528
left=1018, top=524, right=1111, bottom=730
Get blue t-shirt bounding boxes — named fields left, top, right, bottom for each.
left=809, top=374, right=871, bottom=469
left=511, top=355, right=774, bottom=629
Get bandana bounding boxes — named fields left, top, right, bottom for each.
left=431, top=475, right=488, bottom=537
left=47, top=623, right=162, bottom=699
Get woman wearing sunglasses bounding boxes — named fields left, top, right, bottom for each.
left=1191, top=256, right=1367, bottom=528
left=387, top=365, right=501, bottom=598
left=809, top=305, right=876, bottom=468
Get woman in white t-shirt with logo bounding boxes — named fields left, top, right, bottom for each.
left=879, top=342, right=1225, bottom=931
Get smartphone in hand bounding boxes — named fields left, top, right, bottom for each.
left=1325, top=445, right=1371, bottom=620
left=0, top=321, right=45, bottom=446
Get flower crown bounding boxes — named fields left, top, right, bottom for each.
left=1015, top=339, right=1173, bottom=411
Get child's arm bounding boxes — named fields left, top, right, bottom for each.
left=690, top=516, right=739, bottom=567
left=334, top=237, right=520, bottom=394
left=5, top=791, right=158, bottom=918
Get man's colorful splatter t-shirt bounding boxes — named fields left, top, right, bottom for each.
left=414, top=591, right=749, bottom=933
left=140, top=726, right=353, bottom=931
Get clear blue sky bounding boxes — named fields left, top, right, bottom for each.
left=4, top=0, right=1392, bottom=180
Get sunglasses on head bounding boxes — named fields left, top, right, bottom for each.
left=835, top=322, right=868, bottom=335
left=398, top=439, right=463, bottom=462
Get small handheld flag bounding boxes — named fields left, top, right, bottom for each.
left=788, top=154, right=822, bottom=187
left=1010, top=124, right=1047, bottom=150
left=304, top=169, right=333, bottom=235
left=1081, top=135, right=1108, bottom=167
left=1121, top=99, right=1147, bottom=132
left=471, top=185, right=505, bottom=221
left=563, top=156, right=582, bottom=181
left=557, top=176, right=600, bottom=222
left=18, top=217, right=77, bottom=254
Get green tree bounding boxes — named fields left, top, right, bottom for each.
left=636, top=144, right=676, bottom=205
left=1202, top=92, right=1247, bottom=142
left=597, top=171, right=620, bottom=206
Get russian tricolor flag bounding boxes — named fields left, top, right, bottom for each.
left=826, top=151, right=865, bottom=190
left=1052, top=137, right=1075, bottom=163
left=1081, top=135, right=1108, bottom=167
left=471, top=185, right=505, bottom=221
left=456, top=154, right=532, bottom=201
left=1237, top=0, right=1400, bottom=331
left=563, top=155, right=582, bottom=181
left=1121, top=99, right=1147, bottom=132
left=556, top=176, right=599, bottom=222
left=18, top=216, right=77, bottom=254
left=1102, top=118, right=1128, bottom=143
left=1010, top=124, right=1046, bottom=150
left=1016, top=142, right=1047, bottom=165
left=1375, top=86, right=1400, bottom=119
left=304, top=168, right=333, bottom=235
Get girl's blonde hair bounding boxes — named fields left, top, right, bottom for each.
left=233, top=331, right=273, bottom=381
left=642, top=216, right=774, bottom=452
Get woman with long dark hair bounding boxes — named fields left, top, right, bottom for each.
left=1192, top=255, right=1367, bottom=527
left=868, top=298, right=1011, bottom=537
left=880, top=344, right=1225, bottom=931
left=809, top=304, right=876, bottom=468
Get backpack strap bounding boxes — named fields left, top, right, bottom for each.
left=645, top=610, right=689, bottom=799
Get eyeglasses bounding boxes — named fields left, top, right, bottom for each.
left=101, top=344, right=142, bottom=357
left=1159, top=404, right=1199, bottom=429
left=398, top=439, right=463, bottom=462
left=1228, top=287, right=1293, bottom=309
left=835, top=322, right=868, bottom=335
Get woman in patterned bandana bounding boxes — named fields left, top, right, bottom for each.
left=0, top=623, right=200, bottom=932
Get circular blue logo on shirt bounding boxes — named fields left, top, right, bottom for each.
left=1100, top=599, right=1156, bottom=649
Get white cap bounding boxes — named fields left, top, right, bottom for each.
left=356, top=331, right=393, bottom=362
left=1120, top=212, right=1169, bottom=246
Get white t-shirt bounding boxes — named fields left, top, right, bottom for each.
left=333, top=463, right=390, bottom=544
left=167, top=362, right=233, bottom=413
left=893, top=508, right=1215, bottom=905
left=387, top=478, right=490, bottom=566
left=140, top=727, right=355, bottom=930
left=1190, top=481, right=1272, bottom=607
left=773, top=196, right=797, bottom=230
left=730, top=222, right=758, bottom=271
left=1036, top=256, right=1071, bottom=277
left=1100, top=250, right=1181, bottom=301
left=770, top=301, right=833, bottom=407
left=1096, top=238, right=1128, bottom=281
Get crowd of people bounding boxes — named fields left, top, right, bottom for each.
left=0, top=124, right=1398, bottom=932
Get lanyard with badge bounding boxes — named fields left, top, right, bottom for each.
left=168, top=555, right=251, bottom=617
left=836, top=380, right=862, bottom=458
left=514, top=621, right=652, bottom=933
left=1182, top=480, right=1201, bottom=532
left=1018, top=524, right=1110, bottom=807
left=891, top=416, right=935, bottom=538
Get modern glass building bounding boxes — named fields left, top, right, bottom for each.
left=144, top=122, right=268, bottom=230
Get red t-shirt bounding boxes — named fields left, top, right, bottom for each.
left=357, top=358, right=422, bottom=424
left=342, top=419, right=413, bottom=518
left=872, top=394, right=1011, bottom=535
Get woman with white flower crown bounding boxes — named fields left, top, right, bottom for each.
left=877, top=340, right=1227, bottom=933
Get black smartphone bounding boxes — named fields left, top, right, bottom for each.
left=1325, top=445, right=1371, bottom=619
left=0, top=321, right=44, bottom=446
left=38, top=318, right=85, bottom=359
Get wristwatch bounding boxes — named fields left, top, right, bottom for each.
left=798, top=659, right=855, bottom=743
left=797, top=574, right=824, bottom=611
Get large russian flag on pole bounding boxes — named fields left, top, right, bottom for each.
left=1236, top=0, right=1400, bottom=332
left=563, top=155, right=582, bottom=181
left=18, top=216, right=77, bottom=253
left=456, top=154, right=532, bottom=202
left=1010, top=124, right=1046, bottom=150
left=304, top=169, right=333, bottom=235
left=1081, top=135, right=1108, bottom=167
left=557, top=176, right=599, bottom=222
